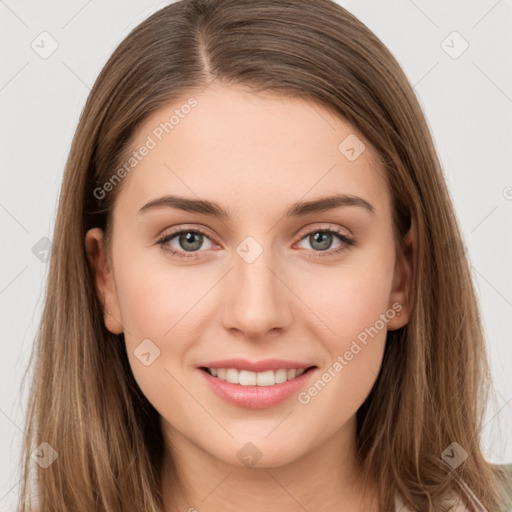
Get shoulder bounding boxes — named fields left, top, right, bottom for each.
left=495, top=463, right=512, bottom=508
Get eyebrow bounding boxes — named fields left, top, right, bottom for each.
left=137, top=193, right=375, bottom=218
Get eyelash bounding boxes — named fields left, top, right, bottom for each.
left=156, top=226, right=355, bottom=260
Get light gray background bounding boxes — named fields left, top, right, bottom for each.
left=1, top=0, right=511, bottom=509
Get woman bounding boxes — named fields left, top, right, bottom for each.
left=18, top=0, right=512, bottom=510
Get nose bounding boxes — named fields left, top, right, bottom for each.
left=221, top=239, right=293, bottom=341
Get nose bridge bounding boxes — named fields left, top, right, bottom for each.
left=222, top=233, right=290, bottom=336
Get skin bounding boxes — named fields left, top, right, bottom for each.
left=86, top=82, right=414, bottom=511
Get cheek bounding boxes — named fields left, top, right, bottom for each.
left=113, top=243, right=209, bottom=341
left=305, top=254, right=395, bottom=348
left=113, top=257, right=203, bottom=423
left=109, top=243, right=192, bottom=378
left=294, top=252, right=395, bottom=417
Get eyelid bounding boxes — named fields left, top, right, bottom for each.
left=157, top=224, right=217, bottom=242
left=158, top=222, right=352, bottom=243
left=294, top=222, right=352, bottom=239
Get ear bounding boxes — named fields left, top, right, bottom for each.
left=387, top=220, right=415, bottom=330
left=85, top=227, right=124, bottom=334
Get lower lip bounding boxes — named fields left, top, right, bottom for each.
left=198, top=367, right=317, bottom=409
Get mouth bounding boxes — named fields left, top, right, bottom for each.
left=198, top=364, right=318, bottom=409
left=199, top=366, right=317, bottom=386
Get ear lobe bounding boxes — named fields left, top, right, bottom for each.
left=85, top=227, right=124, bottom=334
left=387, top=220, right=415, bottom=331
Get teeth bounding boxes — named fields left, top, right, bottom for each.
left=226, top=368, right=240, bottom=384
left=240, top=370, right=257, bottom=385
left=207, top=367, right=308, bottom=386
left=275, top=368, right=288, bottom=384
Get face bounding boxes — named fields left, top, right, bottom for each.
left=86, top=83, right=412, bottom=470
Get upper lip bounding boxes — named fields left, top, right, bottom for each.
left=199, top=358, right=316, bottom=373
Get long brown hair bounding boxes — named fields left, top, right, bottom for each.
left=18, top=0, right=510, bottom=510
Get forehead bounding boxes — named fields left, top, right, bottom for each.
left=113, top=83, right=389, bottom=218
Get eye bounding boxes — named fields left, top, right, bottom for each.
left=156, top=225, right=355, bottom=260
left=157, top=228, right=214, bottom=259
left=296, top=226, right=355, bottom=257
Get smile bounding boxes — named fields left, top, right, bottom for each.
left=199, top=365, right=318, bottom=409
